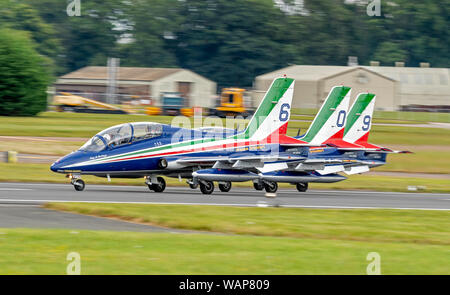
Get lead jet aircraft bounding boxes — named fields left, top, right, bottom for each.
left=51, top=77, right=320, bottom=193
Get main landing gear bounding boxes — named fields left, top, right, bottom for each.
left=146, top=176, right=166, bottom=193
left=199, top=180, right=214, bottom=195
left=218, top=181, right=232, bottom=192
left=263, top=181, right=278, bottom=193
left=296, top=183, right=308, bottom=192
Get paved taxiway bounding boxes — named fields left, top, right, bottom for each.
left=1, top=182, right=449, bottom=210
left=1, top=182, right=448, bottom=231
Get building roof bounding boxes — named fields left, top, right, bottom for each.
left=256, top=65, right=450, bottom=95
left=60, top=66, right=183, bottom=81
left=256, top=65, right=398, bottom=82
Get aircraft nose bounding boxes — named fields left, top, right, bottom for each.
left=50, top=160, right=61, bottom=172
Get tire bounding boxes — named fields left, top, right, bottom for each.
left=264, top=181, right=278, bottom=193
left=200, top=181, right=214, bottom=195
left=189, top=182, right=198, bottom=189
left=218, top=182, right=232, bottom=192
left=73, top=179, right=85, bottom=191
left=149, top=177, right=166, bottom=192
left=253, top=182, right=264, bottom=191
left=296, top=182, right=308, bottom=192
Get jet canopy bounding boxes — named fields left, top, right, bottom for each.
left=79, top=122, right=163, bottom=152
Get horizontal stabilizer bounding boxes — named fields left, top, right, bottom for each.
left=344, top=165, right=369, bottom=175
left=316, top=165, right=345, bottom=175
left=257, top=162, right=288, bottom=173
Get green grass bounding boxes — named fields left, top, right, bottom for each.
left=292, top=108, right=450, bottom=123
left=0, top=140, right=83, bottom=156
left=285, top=122, right=450, bottom=146
left=374, top=150, right=450, bottom=174
left=1, top=228, right=448, bottom=274
left=45, top=203, right=450, bottom=245
left=0, top=112, right=248, bottom=138
left=0, top=162, right=448, bottom=192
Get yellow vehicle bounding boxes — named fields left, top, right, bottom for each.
left=211, top=88, right=253, bottom=117
left=145, top=92, right=194, bottom=117
left=54, top=92, right=129, bottom=114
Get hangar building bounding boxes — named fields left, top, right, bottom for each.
left=54, top=66, right=217, bottom=108
left=253, top=65, right=449, bottom=111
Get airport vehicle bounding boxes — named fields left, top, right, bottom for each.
left=54, top=92, right=129, bottom=114
left=145, top=92, right=194, bottom=117
left=210, top=88, right=253, bottom=118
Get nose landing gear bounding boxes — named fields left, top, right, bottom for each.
left=69, top=175, right=85, bottom=191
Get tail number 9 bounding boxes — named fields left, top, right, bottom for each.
left=279, top=103, right=290, bottom=122
left=362, top=115, right=371, bottom=131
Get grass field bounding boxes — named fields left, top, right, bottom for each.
left=1, top=112, right=449, bottom=147
left=1, top=204, right=449, bottom=274
left=0, top=162, right=448, bottom=192
left=292, top=108, right=450, bottom=123
left=1, top=228, right=448, bottom=274
left=45, top=203, right=450, bottom=245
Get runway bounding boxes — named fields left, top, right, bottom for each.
left=1, top=182, right=449, bottom=210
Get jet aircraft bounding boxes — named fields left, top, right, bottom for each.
left=51, top=77, right=409, bottom=194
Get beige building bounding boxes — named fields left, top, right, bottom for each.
left=55, top=66, right=217, bottom=108
left=254, top=65, right=450, bottom=111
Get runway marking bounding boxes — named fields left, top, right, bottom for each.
left=0, top=188, right=33, bottom=191
left=0, top=199, right=448, bottom=211
left=1, top=183, right=449, bottom=197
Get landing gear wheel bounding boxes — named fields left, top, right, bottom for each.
left=218, top=182, right=232, bottom=192
left=296, top=183, right=308, bottom=192
left=200, top=181, right=214, bottom=195
left=189, top=182, right=198, bottom=189
left=148, top=177, right=166, bottom=192
left=253, top=182, right=264, bottom=191
left=264, top=181, right=278, bottom=193
left=73, top=179, right=85, bottom=191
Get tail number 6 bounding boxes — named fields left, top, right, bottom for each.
left=279, top=103, right=290, bottom=122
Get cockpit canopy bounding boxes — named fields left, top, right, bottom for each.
left=80, top=122, right=163, bottom=152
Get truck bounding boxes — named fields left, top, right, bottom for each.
left=145, top=92, right=193, bottom=117
left=209, top=88, right=254, bottom=118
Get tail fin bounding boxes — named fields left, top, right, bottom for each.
left=343, top=93, right=377, bottom=148
left=299, top=86, right=351, bottom=145
left=338, top=93, right=412, bottom=153
left=242, top=77, right=294, bottom=140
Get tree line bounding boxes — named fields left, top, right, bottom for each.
left=1, top=0, right=449, bottom=89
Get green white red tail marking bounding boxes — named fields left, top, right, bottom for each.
left=301, top=86, right=351, bottom=145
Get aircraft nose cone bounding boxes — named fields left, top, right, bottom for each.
left=50, top=161, right=60, bottom=172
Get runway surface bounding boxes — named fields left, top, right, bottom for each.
left=1, top=182, right=449, bottom=231
left=1, top=182, right=449, bottom=210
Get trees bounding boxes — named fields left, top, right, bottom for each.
left=2, top=0, right=447, bottom=90
left=0, top=29, right=49, bottom=116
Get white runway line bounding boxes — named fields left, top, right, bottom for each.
left=0, top=188, right=33, bottom=191
left=0, top=199, right=448, bottom=211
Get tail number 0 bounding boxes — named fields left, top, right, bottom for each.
left=362, top=115, right=371, bottom=131
left=336, top=110, right=346, bottom=127
left=279, top=103, right=290, bottom=122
